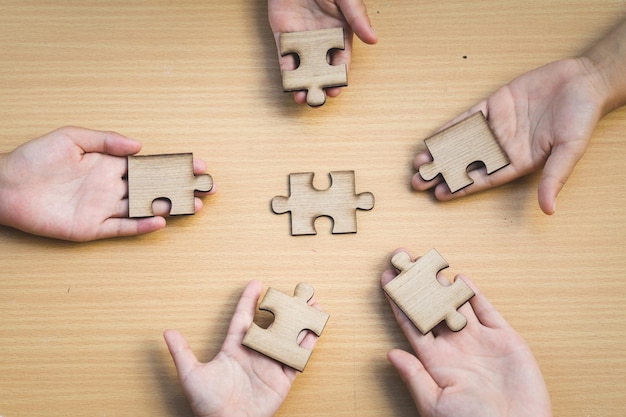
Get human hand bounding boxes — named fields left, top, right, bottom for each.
left=381, top=250, right=552, bottom=417
left=0, top=126, right=213, bottom=242
left=268, top=0, right=377, bottom=105
left=412, top=57, right=606, bottom=214
left=164, top=280, right=322, bottom=417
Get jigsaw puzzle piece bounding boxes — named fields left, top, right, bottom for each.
left=418, top=112, right=509, bottom=193
left=242, top=282, right=330, bottom=372
left=127, top=153, right=213, bottom=217
left=383, top=249, right=474, bottom=334
left=279, top=27, right=347, bottom=107
left=271, top=171, right=374, bottom=235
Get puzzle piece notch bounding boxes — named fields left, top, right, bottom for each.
left=383, top=249, right=475, bottom=335
left=242, top=282, right=330, bottom=372
left=279, top=27, right=347, bottom=107
left=127, top=153, right=213, bottom=218
left=271, top=171, right=375, bottom=235
left=418, top=112, right=509, bottom=193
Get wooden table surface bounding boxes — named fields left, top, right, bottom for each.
left=1, top=1, right=625, bottom=416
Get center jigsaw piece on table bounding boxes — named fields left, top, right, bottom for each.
left=127, top=153, right=213, bottom=218
left=242, top=283, right=330, bottom=372
left=418, top=112, right=509, bottom=193
left=279, top=27, right=348, bottom=107
left=271, top=171, right=375, bottom=235
left=383, top=249, right=475, bottom=335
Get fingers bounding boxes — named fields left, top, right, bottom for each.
left=192, top=158, right=216, bottom=195
left=458, top=275, right=508, bottom=329
left=387, top=349, right=439, bottom=414
left=112, top=192, right=209, bottom=227
left=297, top=328, right=319, bottom=351
left=292, top=91, right=308, bottom=104
left=411, top=152, right=439, bottom=191
left=413, top=151, right=521, bottom=200
left=163, top=329, right=201, bottom=379
left=95, top=217, right=167, bottom=240
left=58, top=126, right=142, bottom=157
left=222, top=280, right=264, bottom=350
left=336, top=0, right=378, bottom=44
left=192, top=157, right=207, bottom=175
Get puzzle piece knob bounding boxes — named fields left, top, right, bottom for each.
left=391, top=251, right=414, bottom=272
left=294, top=282, right=315, bottom=302
left=445, top=310, right=469, bottom=332
left=194, top=174, right=213, bottom=193
left=306, top=88, right=326, bottom=107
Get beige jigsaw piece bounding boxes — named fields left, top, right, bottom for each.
left=271, top=171, right=374, bottom=235
left=418, top=112, right=509, bottom=192
left=242, top=283, right=330, bottom=372
left=383, top=249, right=475, bottom=334
left=127, top=153, right=213, bottom=217
left=279, top=27, right=347, bottom=107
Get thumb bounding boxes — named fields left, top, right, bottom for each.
left=538, top=141, right=585, bottom=215
left=337, top=0, right=378, bottom=44
left=163, top=329, right=201, bottom=378
left=387, top=349, right=439, bottom=415
left=62, top=126, right=142, bottom=157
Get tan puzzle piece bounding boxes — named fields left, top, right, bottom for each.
left=271, top=171, right=374, bottom=235
left=127, top=153, right=213, bottom=217
left=418, top=112, right=509, bottom=193
left=279, top=27, right=347, bottom=107
left=383, top=249, right=475, bottom=335
left=242, top=283, right=330, bottom=372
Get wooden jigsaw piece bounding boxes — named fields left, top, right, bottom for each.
left=279, top=27, right=347, bottom=107
left=271, top=171, right=374, bottom=235
left=242, top=283, right=330, bottom=372
left=127, top=153, right=213, bottom=217
left=418, top=112, right=509, bottom=193
left=383, top=249, right=475, bottom=335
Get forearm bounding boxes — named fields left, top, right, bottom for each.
left=582, top=20, right=626, bottom=116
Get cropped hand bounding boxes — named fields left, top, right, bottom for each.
left=0, top=126, right=212, bottom=241
left=268, top=0, right=377, bottom=105
left=381, top=251, right=552, bottom=417
left=164, top=280, right=322, bottom=417
left=412, top=57, right=605, bottom=214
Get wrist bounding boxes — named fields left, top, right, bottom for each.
left=579, top=56, right=626, bottom=117
left=0, top=152, right=11, bottom=226
left=581, top=23, right=626, bottom=116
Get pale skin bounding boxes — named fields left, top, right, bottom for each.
left=381, top=250, right=552, bottom=417
left=165, top=264, right=552, bottom=417
left=163, top=279, right=321, bottom=417
left=413, top=20, right=626, bottom=214
left=268, top=0, right=378, bottom=105
left=0, top=126, right=214, bottom=242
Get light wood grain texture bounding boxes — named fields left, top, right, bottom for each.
left=127, top=153, right=213, bottom=217
left=419, top=112, right=509, bottom=192
left=384, top=249, right=474, bottom=334
left=279, top=28, right=347, bottom=106
left=271, top=171, right=374, bottom=235
left=242, top=283, right=330, bottom=372
left=1, top=2, right=625, bottom=417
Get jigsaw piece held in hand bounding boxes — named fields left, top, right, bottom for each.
left=418, top=112, right=509, bottom=193
left=279, top=27, right=347, bottom=107
left=127, top=153, right=212, bottom=217
left=242, top=283, right=330, bottom=372
left=383, top=249, right=474, bottom=334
